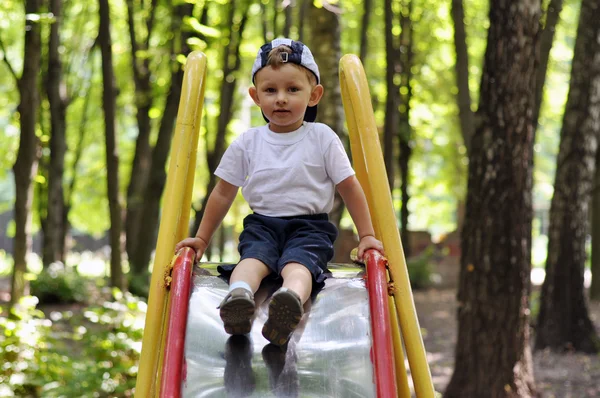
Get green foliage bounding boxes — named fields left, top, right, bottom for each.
left=0, top=296, right=67, bottom=397
left=58, top=290, right=145, bottom=396
left=128, top=272, right=150, bottom=299
left=406, top=245, right=435, bottom=289
left=30, top=263, right=91, bottom=305
left=0, top=290, right=145, bottom=397
left=0, top=0, right=584, bottom=253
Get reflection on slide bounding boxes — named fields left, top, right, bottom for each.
left=182, top=266, right=377, bottom=397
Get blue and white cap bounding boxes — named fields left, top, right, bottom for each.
left=251, top=38, right=320, bottom=122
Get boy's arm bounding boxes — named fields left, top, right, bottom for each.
left=175, top=179, right=239, bottom=259
left=336, top=175, right=384, bottom=259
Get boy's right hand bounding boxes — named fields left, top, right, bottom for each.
left=174, top=237, right=209, bottom=262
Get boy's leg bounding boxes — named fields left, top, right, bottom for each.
left=220, top=258, right=272, bottom=335
left=280, top=262, right=312, bottom=304
left=262, top=262, right=311, bottom=346
left=230, top=258, right=272, bottom=293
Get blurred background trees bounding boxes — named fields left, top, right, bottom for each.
left=0, top=0, right=598, bottom=396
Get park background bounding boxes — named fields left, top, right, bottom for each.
left=0, top=0, right=599, bottom=396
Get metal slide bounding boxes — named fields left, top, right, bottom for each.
left=134, top=51, right=435, bottom=397
left=182, top=265, right=377, bottom=397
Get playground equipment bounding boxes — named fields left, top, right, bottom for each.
left=134, top=50, right=434, bottom=397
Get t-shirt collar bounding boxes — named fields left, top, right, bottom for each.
left=263, top=122, right=308, bottom=145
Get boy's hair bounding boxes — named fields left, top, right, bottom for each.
left=266, top=46, right=318, bottom=86
left=251, top=38, right=320, bottom=122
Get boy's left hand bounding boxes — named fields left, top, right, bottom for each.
left=357, top=235, right=385, bottom=260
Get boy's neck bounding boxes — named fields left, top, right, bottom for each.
left=268, top=121, right=306, bottom=133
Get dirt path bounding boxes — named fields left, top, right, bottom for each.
left=413, top=289, right=600, bottom=397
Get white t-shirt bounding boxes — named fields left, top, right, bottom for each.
left=215, top=122, right=355, bottom=217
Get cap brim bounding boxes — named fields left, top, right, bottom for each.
left=261, top=105, right=318, bottom=123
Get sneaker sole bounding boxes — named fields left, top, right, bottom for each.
left=220, top=297, right=255, bottom=335
left=262, top=291, right=303, bottom=346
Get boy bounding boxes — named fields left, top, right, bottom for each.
left=175, top=38, right=384, bottom=346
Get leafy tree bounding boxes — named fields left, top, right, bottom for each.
left=43, top=0, right=68, bottom=267
left=98, top=0, right=125, bottom=291
left=190, top=0, right=250, bottom=250
left=304, top=1, right=345, bottom=227
left=5, top=0, right=43, bottom=308
left=445, top=0, right=541, bottom=396
left=130, top=1, right=197, bottom=275
left=535, top=0, right=600, bottom=353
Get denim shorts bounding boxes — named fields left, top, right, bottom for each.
left=217, top=213, right=338, bottom=284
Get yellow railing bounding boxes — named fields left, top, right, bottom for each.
left=135, top=50, right=433, bottom=397
left=340, top=54, right=435, bottom=398
left=134, top=51, right=207, bottom=398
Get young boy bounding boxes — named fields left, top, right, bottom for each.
left=175, top=38, right=384, bottom=346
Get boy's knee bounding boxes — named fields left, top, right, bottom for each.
left=281, top=262, right=312, bottom=279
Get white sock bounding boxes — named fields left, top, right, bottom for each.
left=229, top=281, right=252, bottom=293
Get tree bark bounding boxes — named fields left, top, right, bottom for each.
left=305, top=1, right=345, bottom=228
left=383, top=0, right=399, bottom=191
left=124, top=0, right=156, bottom=264
left=445, top=1, right=540, bottom=396
left=592, top=149, right=600, bottom=300
left=532, top=0, right=565, bottom=130
left=359, top=0, right=372, bottom=63
left=450, top=0, right=474, bottom=154
left=282, top=0, right=292, bottom=38
left=398, top=0, right=414, bottom=257
left=130, top=3, right=192, bottom=275
left=99, top=0, right=125, bottom=291
left=535, top=0, right=600, bottom=353
left=10, top=0, right=43, bottom=307
left=62, top=58, right=96, bottom=259
left=44, top=0, right=68, bottom=267
left=190, top=1, right=249, bottom=237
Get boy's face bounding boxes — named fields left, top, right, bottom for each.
left=249, top=64, right=323, bottom=133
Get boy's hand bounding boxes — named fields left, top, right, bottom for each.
left=357, top=235, right=385, bottom=260
left=174, top=237, right=209, bottom=262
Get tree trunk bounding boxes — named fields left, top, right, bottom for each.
left=449, top=0, right=475, bottom=236
left=450, top=0, right=474, bottom=154
left=44, top=0, right=68, bottom=267
left=535, top=0, right=600, bottom=353
left=282, top=0, right=292, bottom=38
left=10, top=0, right=43, bottom=307
left=130, top=3, right=192, bottom=275
left=445, top=1, right=540, bottom=397
left=383, top=0, right=399, bottom=191
left=124, top=0, right=157, bottom=264
left=592, top=149, right=600, bottom=300
left=359, top=0, right=372, bottom=63
left=62, top=58, right=96, bottom=258
left=398, top=0, right=414, bottom=257
left=298, top=0, right=307, bottom=42
left=261, top=1, right=268, bottom=43
left=190, top=1, right=248, bottom=238
left=305, top=2, right=345, bottom=228
left=532, top=0, right=565, bottom=130
left=99, top=0, right=125, bottom=291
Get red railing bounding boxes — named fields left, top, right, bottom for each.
left=364, top=249, right=398, bottom=397
left=160, top=247, right=396, bottom=397
left=160, top=247, right=195, bottom=397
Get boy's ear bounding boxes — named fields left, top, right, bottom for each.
left=309, top=84, right=324, bottom=106
left=249, top=86, right=260, bottom=106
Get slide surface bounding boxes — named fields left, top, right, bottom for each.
left=181, top=265, right=377, bottom=397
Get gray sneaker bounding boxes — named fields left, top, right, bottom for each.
left=219, top=288, right=256, bottom=335
left=262, top=288, right=304, bottom=346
